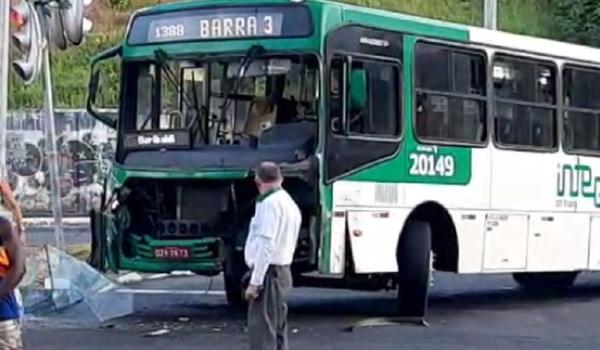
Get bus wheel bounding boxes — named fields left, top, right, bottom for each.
left=396, top=220, right=431, bottom=321
left=224, top=272, right=245, bottom=309
left=513, top=272, right=578, bottom=289
left=224, top=252, right=247, bottom=310
left=88, top=209, right=106, bottom=272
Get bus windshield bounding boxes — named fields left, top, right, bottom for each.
left=128, top=54, right=319, bottom=147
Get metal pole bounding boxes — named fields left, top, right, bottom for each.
left=40, top=21, right=65, bottom=251
left=484, top=0, right=498, bottom=30
left=0, top=0, right=10, bottom=180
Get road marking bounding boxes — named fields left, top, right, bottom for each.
left=116, top=288, right=226, bottom=296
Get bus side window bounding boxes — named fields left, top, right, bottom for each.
left=347, top=60, right=400, bottom=137
left=492, top=55, right=557, bottom=150
left=563, top=66, right=600, bottom=154
left=414, top=42, right=487, bottom=145
left=348, top=67, right=368, bottom=133
left=328, top=58, right=344, bottom=132
left=328, top=56, right=400, bottom=138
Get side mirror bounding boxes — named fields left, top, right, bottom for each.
left=87, top=45, right=122, bottom=129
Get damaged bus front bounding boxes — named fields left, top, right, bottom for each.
left=86, top=2, right=322, bottom=305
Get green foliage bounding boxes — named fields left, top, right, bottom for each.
left=109, top=0, right=131, bottom=10
left=499, top=0, right=557, bottom=39
left=338, top=0, right=482, bottom=25
left=9, top=30, right=123, bottom=109
left=9, top=0, right=595, bottom=110
left=552, top=0, right=600, bottom=46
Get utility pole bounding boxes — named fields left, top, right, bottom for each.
left=41, top=32, right=65, bottom=251
left=32, top=2, right=65, bottom=251
left=0, top=0, right=10, bottom=180
left=484, top=0, right=498, bottom=30
left=10, top=0, right=93, bottom=250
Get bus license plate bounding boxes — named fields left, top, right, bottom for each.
left=154, top=247, right=190, bottom=260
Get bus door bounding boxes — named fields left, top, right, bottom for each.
left=321, top=25, right=403, bottom=274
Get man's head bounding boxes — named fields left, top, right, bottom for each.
left=255, top=162, right=283, bottom=193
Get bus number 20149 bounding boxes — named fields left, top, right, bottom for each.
left=409, top=154, right=455, bottom=177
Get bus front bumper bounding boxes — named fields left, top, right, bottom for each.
left=119, top=234, right=223, bottom=274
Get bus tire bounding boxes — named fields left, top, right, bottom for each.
left=396, top=220, right=431, bottom=320
left=224, top=272, right=245, bottom=309
left=224, top=252, right=247, bottom=310
left=88, top=209, right=106, bottom=272
left=512, top=272, right=578, bottom=289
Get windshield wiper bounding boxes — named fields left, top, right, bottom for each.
left=220, top=45, right=265, bottom=121
left=153, top=49, right=206, bottom=140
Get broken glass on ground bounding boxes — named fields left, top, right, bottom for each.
left=19, top=246, right=133, bottom=325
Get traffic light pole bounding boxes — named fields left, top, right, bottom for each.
left=39, top=6, right=65, bottom=251
left=0, top=0, right=9, bottom=180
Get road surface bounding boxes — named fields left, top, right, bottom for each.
left=23, top=272, right=600, bottom=349
left=21, top=224, right=600, bottom=349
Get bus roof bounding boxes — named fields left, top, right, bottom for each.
left=332, top=0, right=600, bottom=65
left=127, top=0, right=600, bottom=65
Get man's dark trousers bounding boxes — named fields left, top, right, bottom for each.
left=247, top=265, right=292, bottom=350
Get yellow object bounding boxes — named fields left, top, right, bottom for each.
left=0, top=248, right=10, bottom=278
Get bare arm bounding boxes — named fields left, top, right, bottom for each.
left=0, top=182, right=24, bottom=239
left=0, top=219, right=25, bottom=300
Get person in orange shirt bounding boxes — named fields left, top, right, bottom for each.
left=0, top=216, right=26, bottom=349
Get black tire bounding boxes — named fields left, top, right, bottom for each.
left=223, top=251, right=248, bottom=310
left=87, top=209, right=106, bottom=272
left=513, top=272, right=578, bottom=289
left=224, top=272, right=245, bottom=309
left=396, top=220, right=431, bottom=320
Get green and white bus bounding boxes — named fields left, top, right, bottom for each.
left=86, top=0, right=600, bottom=319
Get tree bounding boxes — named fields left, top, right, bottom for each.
left=552, top=0, right=600, bottom=46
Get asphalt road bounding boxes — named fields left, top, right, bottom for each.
left=20, top=225, right=600, bottom=349
left=22, top=271, right=600, bottom=350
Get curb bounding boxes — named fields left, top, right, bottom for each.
left=24, top=217, right=89, bottom=227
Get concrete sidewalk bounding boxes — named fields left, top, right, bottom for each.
left=24, top=218, right=90, bottom=247
left=24, top=217, right=89, bottom=227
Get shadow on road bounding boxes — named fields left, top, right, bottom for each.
left=119, top=274, right=600, bottom=330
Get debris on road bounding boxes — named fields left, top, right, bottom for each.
left=116, top=272, right=144, bottom=284
left=170, top=271, right=195, bottom=277
left=342, top=317, right=429, bottom=332
left=19, top=246, right=134, bottom=324
left=144, top=328, right=170, bottom=337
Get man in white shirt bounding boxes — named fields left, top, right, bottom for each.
left=244, top=162, right=301, bottom=350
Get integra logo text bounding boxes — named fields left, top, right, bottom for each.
left=556, top=159, right=600, bottom=208
left=137, top=134, right=176, bottom=146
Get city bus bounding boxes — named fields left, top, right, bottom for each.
left=86, top=0, right=600, bottom=320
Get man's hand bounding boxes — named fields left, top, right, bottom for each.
left=244, top=285, right=260, bottom=301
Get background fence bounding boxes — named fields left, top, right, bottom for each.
left=7, top=110, right=115, bottom=217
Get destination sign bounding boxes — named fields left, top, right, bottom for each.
left=128, top=5, right=313, bottom=45
left=123, top=130, right=191, bottom=150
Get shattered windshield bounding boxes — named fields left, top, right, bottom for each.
left=127, top=55, right=319, bottom=147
